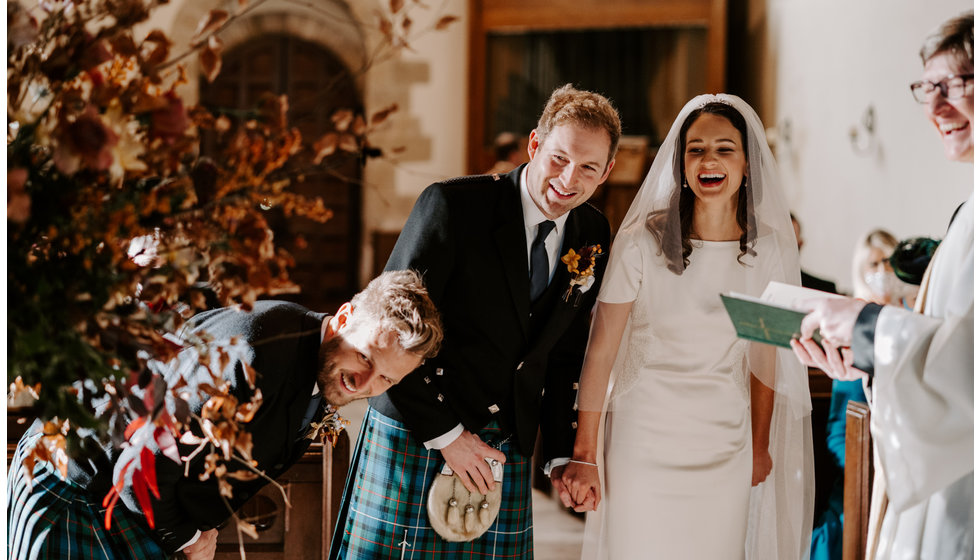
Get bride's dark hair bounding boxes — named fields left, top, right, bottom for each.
left=646, top=102, right=757, bottom=274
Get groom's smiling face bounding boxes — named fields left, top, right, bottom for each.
left=525, top=123, right=614, bottom=220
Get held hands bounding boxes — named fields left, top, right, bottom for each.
left=181, top=528, right=218, bottom=560
left=790, top=297, right=869, bottom=382
left=557, top=461, right=601, bottom=512
left=439, top=430, right=507, bottom=495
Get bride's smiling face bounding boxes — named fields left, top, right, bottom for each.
left=683, top=113, right=747, bottom=206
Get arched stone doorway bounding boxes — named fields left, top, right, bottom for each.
left=200, top=33, right=363, bottom=313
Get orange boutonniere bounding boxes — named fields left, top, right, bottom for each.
left=561, top=244, right=603, bottom=304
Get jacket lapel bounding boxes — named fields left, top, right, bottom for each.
left=550, top=209, right=581, bottom=303
left=494, top=167, right=531, bottom=338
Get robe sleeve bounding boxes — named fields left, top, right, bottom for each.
left=865, top=252, right=973, bottom=512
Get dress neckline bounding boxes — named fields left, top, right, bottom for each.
left=693, top=239, right=740, bottom=246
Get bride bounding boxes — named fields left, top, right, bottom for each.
left=561, top=94, right=814, bottom=559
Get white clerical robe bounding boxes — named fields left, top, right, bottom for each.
left=868, top=194, right=974, bottom=560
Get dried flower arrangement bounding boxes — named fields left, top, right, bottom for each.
left=6, top=0, right=456, bottom=547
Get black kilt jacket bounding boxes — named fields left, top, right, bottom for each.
left=53, top=302, right=328, bottom=553
left=370, top=164, right=610, bottom=461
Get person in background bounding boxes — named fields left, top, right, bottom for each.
left=791, top=212, right=839, bottom=293
left=485, top=131, right=526, bottom=175
left=792, top=11, right=973, bottom=560
left=850, top=229, right=917, bottom=307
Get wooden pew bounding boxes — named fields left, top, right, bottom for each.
left=215, top=430, right=350, bottom=560
left=842, top=401, right=872, bottom=560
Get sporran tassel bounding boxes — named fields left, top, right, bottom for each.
left=463, top=503, right=476, bottom=533
left=478, top=499, right=491, bottom=525
left=446, top=496, right=460, bottom=527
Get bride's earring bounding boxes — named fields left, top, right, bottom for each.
left=682, top=179, right=689, bottom=189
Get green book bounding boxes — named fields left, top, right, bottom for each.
left=720, top=282, right=843, bottom=348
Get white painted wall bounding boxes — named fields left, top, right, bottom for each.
left=768, top=0, right=974, bottom=293
left=354, top=0, right=470, bottom=285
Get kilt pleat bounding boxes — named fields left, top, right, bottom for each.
left=331, top=407, right=534, bottom=559
left=7, top=427, right=169, bottom=560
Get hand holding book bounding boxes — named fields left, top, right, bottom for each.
left=792, top=295, right=870, bottom=382
left=722, top=282, right=868, bottom=381
left=720, top=282, right=846, bottom=349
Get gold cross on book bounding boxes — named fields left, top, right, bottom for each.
left=737, top=317, right=796, bottom=343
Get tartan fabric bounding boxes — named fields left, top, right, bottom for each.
left=331, top=408, right=534, bottom=559
left=7, top=430, right=170, bottom=560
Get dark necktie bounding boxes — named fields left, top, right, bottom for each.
left=529, top=220, right=556, bottom=302
left=297, top=391, right=324, bottom=440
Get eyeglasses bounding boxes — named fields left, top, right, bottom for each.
left=909, top=74, right=974, bottom=103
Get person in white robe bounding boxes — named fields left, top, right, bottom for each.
left=792, top=11, right=974, bottom=560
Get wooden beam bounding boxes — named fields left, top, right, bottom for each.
left=705, top=0, right=727, bottom=93
left=467, top=0, right=488, bottom=174
left=479, top=0, right=712, bottom=30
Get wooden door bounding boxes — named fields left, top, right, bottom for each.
left=200, top=34, right=362, bottom=313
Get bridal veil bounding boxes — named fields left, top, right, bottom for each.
left=578, top=93, right=814, bottom=559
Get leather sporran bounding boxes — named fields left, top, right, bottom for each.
left=426, top=458, right=504, bottom=542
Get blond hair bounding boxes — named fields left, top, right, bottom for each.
left=349, top=270, right=443, bottom=358
left=535, top=84, right=622, bottom=165
left=851, top=229, right=899, bottom=301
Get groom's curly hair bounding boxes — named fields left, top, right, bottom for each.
left=348, top=270, right=443, bottom=359
left=535, top=84, right=622, bottom=165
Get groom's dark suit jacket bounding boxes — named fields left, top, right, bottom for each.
left=370, top=165, right=610, bottom=461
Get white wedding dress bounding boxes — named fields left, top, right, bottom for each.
left=586, top=225, right=774, bottom=559
left=579, top=94, right=813, bottom=560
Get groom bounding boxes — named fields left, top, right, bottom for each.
left=330, top=84, right=620, bottom=558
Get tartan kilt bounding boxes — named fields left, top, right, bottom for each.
left=7, top=426, right=170, bottom=560
left=331, top=407, right=534, bottom=559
